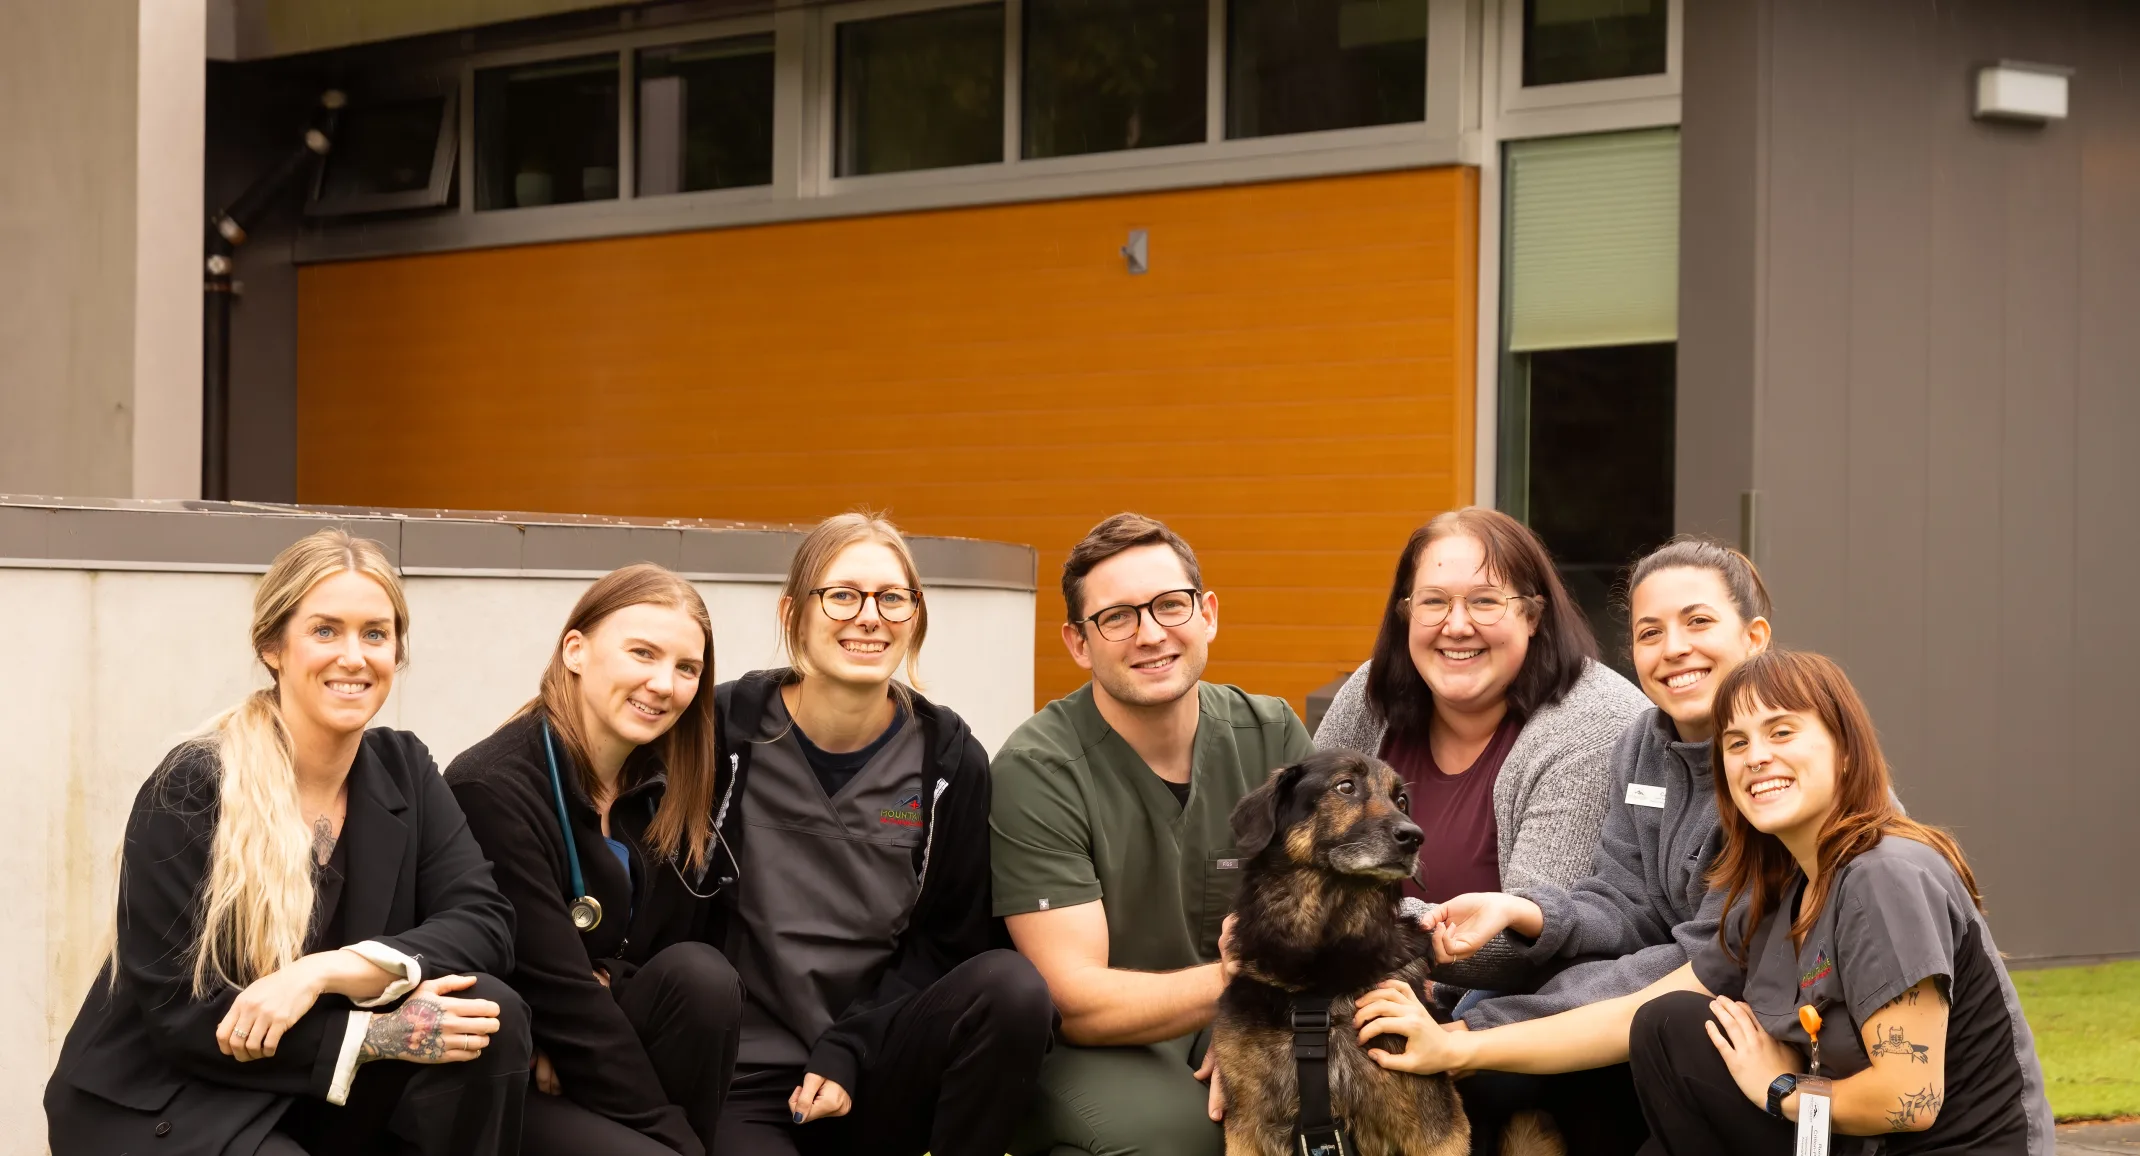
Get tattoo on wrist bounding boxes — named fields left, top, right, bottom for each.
left=357, top=997, right=448, bottom=1063
left=1885, top=1085, right=1942, bottom=1130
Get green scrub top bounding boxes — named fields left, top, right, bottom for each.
left=989, top=681, right=1315, bottom=972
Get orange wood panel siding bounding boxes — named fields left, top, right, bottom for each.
left=298, top=167, right=1479, bottom=713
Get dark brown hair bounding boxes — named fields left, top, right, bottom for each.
left=523, top=563, right=719, bottom=871
left=1061, top=512, right=1203, bottom=624
left=1625, top=536, right=1773, bottom=634
left=1366, top=507, right=1598, bottom=742
left=1706, top=650, right=1982, bottom=964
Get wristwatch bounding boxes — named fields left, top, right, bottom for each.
left=1766, top=1073, right=1801, bottom=1117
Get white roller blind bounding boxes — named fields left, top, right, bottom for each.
left=1506, top=128, right=1680, bottom=353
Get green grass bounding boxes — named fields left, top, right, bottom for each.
left=2011, top=960, right=2140, bottom=1120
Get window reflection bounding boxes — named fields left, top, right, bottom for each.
left=837, top=4, right=1006, bottom=177
left=475, top=54, right=620, bottom=210
left=1023, top=0, right=1207, bottom=159
left=1227, top=0, right=1427, bottom=140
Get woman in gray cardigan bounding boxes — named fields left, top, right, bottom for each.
left=1314, top=507, right=1646, bottom=1003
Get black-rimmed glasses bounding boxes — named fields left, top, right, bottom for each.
left=1079, top=588, right=1200, bottom=642
left=812, top=586, right=921, bottom=623
left=1399, top=589, right=1537, bottom=629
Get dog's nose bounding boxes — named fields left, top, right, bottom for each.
left=1392, top=822, right=1423, bottom=853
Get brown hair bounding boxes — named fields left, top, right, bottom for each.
left=525, top=564, right=718, bottom=870
left=1625, top=536, right=1773, bottom=634
left=1062, top=512, right=1203, bottom=624
left=778, top=511, right=929, bottom=688
left=1366, top=507, right=1598, bottom=741
left=1706, top=650, right=1982, bottom=964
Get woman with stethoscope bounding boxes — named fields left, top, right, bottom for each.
left=445, top=562, right=741, bottom=1156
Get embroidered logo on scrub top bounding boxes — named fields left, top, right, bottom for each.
left=879, top=791, right=924, bottom=829
left=1799, top=949, right=1833, bottom=990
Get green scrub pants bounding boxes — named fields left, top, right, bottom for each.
left=1009, top=1030, right=1222, bottom=1156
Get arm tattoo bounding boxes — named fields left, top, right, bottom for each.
left=311, top=816, right=336, bottom=867
left=358, top=997, right=449, bottom=1063
left=1885, top=1085, right=1943, bottom=1130
left=1869, top=1022, right=1931, bottom=1063
left=1877, top=988, right=1920, bottom=1012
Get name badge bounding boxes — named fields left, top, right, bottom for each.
left=1626, top=783, right=1667, bottom=809
left=1795, top=1076, right=1834, bottom=1155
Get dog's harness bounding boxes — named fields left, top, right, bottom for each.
left=1290, top=991, right=1351, bottom=1156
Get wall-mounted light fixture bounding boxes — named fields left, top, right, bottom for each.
left=1121, top=229, right=1149, bottom=275
left=1974, top=61, right=2072, bottom=124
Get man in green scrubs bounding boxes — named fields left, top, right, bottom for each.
left=994, top=513, right=1314, bottom=1156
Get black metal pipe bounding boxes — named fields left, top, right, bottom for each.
left=199, top=91, right=342, bottom=501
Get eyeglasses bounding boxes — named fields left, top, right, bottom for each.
left=811, top=586, right=921, bottom=623
left=1399, top=589, right=1537, bottom=628
left=1079, top=588, right=1201, bottom=642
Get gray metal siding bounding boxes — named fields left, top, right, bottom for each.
left=1681, top=0, right=2140, bottom=960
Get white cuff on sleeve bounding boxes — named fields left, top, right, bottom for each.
left=343, top=940, right=423, bottom=1008
left=327, top=1010, right=373, bottom=1106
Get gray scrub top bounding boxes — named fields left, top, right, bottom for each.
left=1693, top=835, right=2053, bottom=1156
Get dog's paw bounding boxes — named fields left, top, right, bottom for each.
left=1398, top=897, right=1433, bottom=923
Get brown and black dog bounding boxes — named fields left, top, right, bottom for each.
left=1211, top=749, right=1467, bottom=1156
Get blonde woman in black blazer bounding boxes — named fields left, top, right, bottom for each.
left=45, top=530, right=525, bottom=1156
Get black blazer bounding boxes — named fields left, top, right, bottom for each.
left=44, top=729, right=516, bottom=1156
left=444, top=711, right=716, bottom=1154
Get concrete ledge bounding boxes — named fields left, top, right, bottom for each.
left=0, top=496, right=1037, bottom=590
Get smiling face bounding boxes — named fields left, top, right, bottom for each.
left=1063, top=542, right=1216, bottom=709
left=263, top=569, right=398, bottom=740
left=1406, top=533, right=1535, bottom=716
left=1629, top=566, right=1772, bottom=741
left=783, top=539, right=917, bottom=690
left=562, top=601, right=706, bottom=753
left=1718, top=696, right=1841, bottom=843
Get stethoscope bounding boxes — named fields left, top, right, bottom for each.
left=540, top=719, right=606, bottom=932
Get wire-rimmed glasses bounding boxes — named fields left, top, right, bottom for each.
left=1399, top=589, right=1537, bottom=628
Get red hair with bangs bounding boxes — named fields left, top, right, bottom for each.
left=1705, top=650, right=1982, bottom=964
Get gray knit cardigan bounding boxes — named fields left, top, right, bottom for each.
left=1313, top=656, right=1648, bottom=987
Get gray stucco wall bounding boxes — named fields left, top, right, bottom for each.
left=1679, top=0, right=2140, bottom=962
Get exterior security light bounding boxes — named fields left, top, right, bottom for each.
left=1974, top=61, right=2072, bottom=123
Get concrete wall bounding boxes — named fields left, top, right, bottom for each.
left=0, top=0, right=204, bottom=501
left=1679, top=0, right=2140, bottom=962
left=1, top=500, right=1034, bottom=1144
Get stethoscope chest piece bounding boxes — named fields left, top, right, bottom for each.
left=569, top=895, right=604, bottom=932
left=541, top=718, right=607, bottom=938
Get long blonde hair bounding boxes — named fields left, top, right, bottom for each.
left=520, top=563, right=719, bottom=871
left=180, top=528, right=408, bottom=997
left=778, top=511, right=929, bottom=690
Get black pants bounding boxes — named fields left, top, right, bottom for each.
left=1628, top=990, right=1811, bottom=1156
left=519, top=941, right=745, bottom=1156
left=1458, top=1064, right=1649, bottom=1156
left=266, top=972, right=532, bottom=1156
left=717, top=949, right=1056, bottom=1156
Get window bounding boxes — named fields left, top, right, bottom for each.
left=309, top=89, right=457, bottom=216
left=837, top=4, right=1006, bottom=177
left=1227, top=0, right=1427, bottom=140
left=1022, top=0, right=1207, bottom=159
left=1522, top=0, right=1667, bottom=88
left=475, top=54, right=620, bottom=210
left=637, top=35, right=776, bottom=195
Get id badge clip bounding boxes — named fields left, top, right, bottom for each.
left=1794, top=1004, right=1834, bottom=1156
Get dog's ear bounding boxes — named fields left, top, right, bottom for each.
left=1232, top=761, right=1308, bottom=858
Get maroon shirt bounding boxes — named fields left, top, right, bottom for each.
left=1380, top=715, right=1521, bottom=904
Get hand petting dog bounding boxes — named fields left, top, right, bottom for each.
left=1353, top=979, right=1474, bottom=1076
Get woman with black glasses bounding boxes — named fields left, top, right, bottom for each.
left=709, top=512, right=1054, bottom=1156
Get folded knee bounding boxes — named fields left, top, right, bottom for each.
left=455, top=972, right=532, bottom=1058
left=645, top=941, right=744, bottom=1022
left=964, top=949, right=1058, bottom=1041
left=1629, top=989, right=1714, bottom=1059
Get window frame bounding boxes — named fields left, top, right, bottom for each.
left=305, top=77, right=460, bottom=218
left=295, top=0, right=1470, bottom=263
left=1496, top=0, right=1681, bottom=137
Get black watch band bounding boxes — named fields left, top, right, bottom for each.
left=1767, top=1073, right=1801, bottom=1117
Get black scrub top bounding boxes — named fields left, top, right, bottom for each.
left=1693, top=835, right=2055, bottom=1156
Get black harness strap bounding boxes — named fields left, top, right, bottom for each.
left=1291, top=993, right=1350, bottom=1156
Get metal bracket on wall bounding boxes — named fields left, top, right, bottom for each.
left=1121, top=229, right=1149, bottom=275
